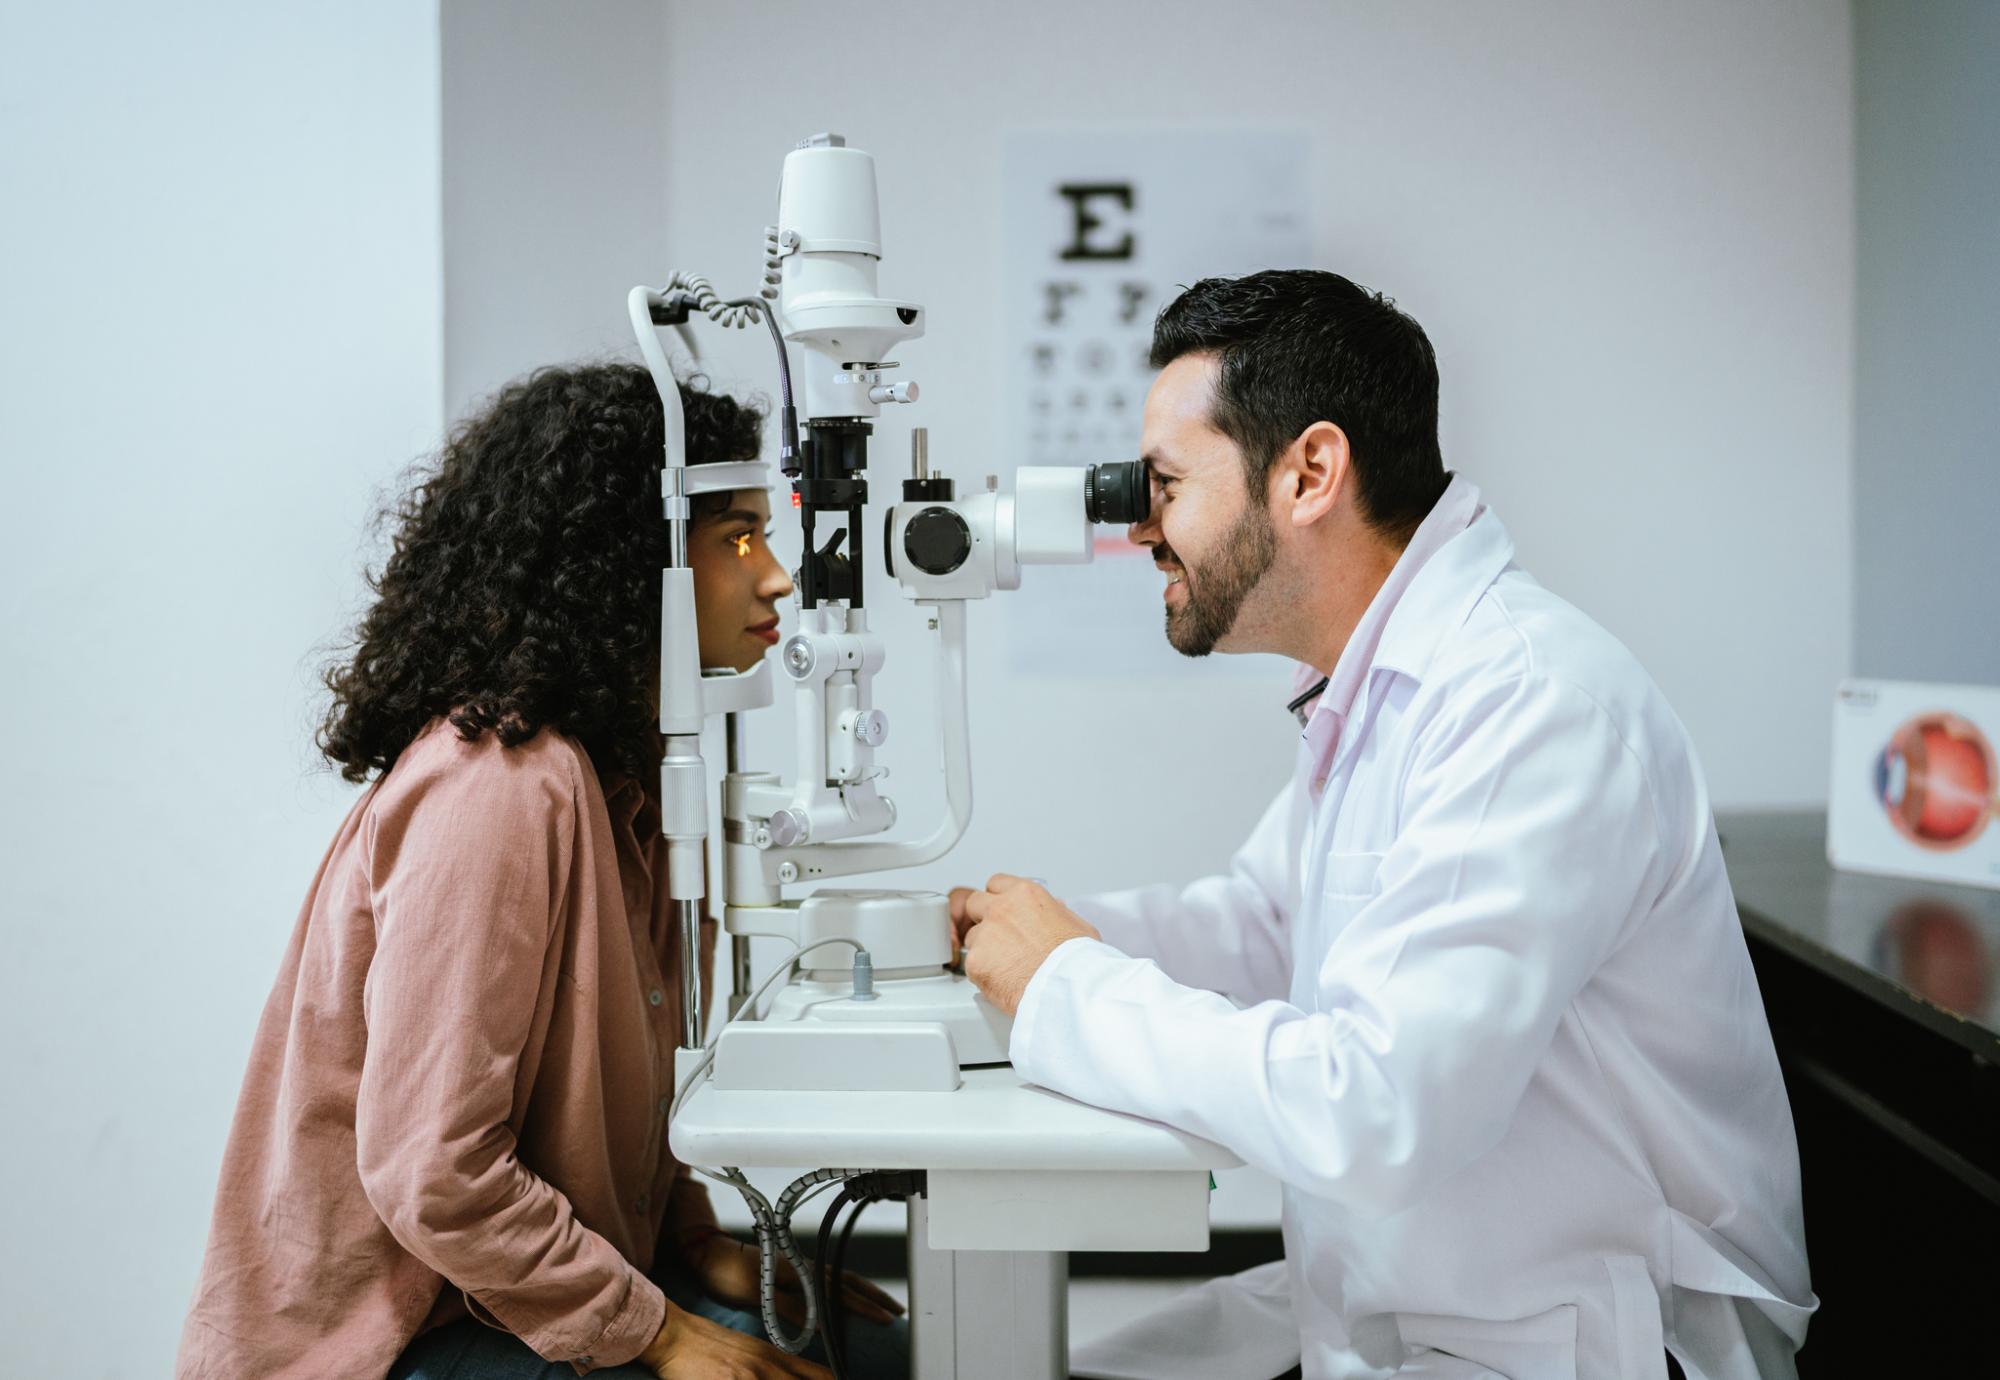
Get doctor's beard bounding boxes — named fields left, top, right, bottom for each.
left=1152, top=501, right=1278, bottom=657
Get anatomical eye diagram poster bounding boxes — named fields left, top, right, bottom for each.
left=1000, top=129, right=1310, bottom=677
left=1830, top=678, right=2000, bottom=890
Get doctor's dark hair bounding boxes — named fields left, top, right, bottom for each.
left=1149, top=270, right=1448, bottom=544
left=317, top=362, right=765, bottom=784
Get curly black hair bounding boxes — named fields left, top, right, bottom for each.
left=318, top=362, right=765, bottom=784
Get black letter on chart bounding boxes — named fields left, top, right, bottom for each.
left=1042, top=281, right=1082, bottom=326
left=1057, top=183, right=1137, bottom=261
left=1118, top=280, right=1151, bottom=324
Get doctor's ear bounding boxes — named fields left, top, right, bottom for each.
left=1274, top=421, right=1350, bottom=529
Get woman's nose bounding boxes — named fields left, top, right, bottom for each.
left=759, top=551, right=794, bottom=600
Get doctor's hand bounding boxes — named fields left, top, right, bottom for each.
left=960, top=874, right=1101, bottom=1016
left=947, top=887, right=978, bottom=946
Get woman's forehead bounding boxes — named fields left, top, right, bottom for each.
left=699, top=488, right=776, bottom=523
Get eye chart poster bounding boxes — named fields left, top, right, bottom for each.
left=1001, top=129, right=1311, bottom=676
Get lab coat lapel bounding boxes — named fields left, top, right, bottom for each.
left=1298, top=507, right=1518, bottom=900
left=1365, top=506, right=1518, bottom=690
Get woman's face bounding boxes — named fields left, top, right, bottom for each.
left=690, top=489, right=794, bottom=672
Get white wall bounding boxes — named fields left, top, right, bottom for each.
left=655, top=0, right=1855, bottom=901
left=643, top=0, right=1854, bottom=1230
left=0, top=3, right=1863, bottom=1367
left=441, top=0, right=673, bottom=423
left=427, top=0, right=1858, bottom=1236
left=1852, top=0, right=2000, bottom=685
left=0, top=3, right=443, bottom=1372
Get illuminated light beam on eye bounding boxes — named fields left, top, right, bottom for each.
left=734, top=534, right=752, bottom=558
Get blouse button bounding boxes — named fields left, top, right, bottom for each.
left=636, top=1192, right=650, bottom=1213
left=649, top=988, right=664, bottom=1007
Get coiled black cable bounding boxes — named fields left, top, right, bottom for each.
left=722, top=295, right=799, bottom=473
left=828, top=1191, right=873, bottom=1375
left=803, top=1171, right=925, bottom=1380
left=814, top=1184, right=861, bottom=1380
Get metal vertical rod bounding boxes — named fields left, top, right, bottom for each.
left=724, top=713, right=752, bottom=1017
left=663, top=449, right=704, bottom=1050
left=676, top=898, right=704, bottom=1047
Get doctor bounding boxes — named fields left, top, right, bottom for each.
left=956, top=271, right=1815, bottom=1380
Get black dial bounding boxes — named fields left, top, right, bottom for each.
left=903, top=506, right=973, bottom=576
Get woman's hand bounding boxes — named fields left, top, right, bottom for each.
left=638, top=1301, right=831, bottom=1379
left=688, top=1230, right=905, bottom=1329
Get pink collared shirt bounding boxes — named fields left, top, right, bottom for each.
left=1292, top=474, right=1480, bottom=797
left=177, top=720, right=710, bottom=1378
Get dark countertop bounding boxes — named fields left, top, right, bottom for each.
left=1723, top=814, right=1998, bottom=1372
left=1717, top=810, right=2000, bottom=1062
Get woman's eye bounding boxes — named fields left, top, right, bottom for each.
left=732, top=533, right=752, bottom=558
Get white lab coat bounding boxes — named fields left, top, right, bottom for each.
left=1011, top=480, right=1815, bottom=1380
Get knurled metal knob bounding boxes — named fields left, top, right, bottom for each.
left=767, top=808, right=810, bottom=848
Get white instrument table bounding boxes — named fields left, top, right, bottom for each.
left=671, top=1065, right=1240, bottom=1379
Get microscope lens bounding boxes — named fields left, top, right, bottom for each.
left=1085, top=459, right=1151, bottom=524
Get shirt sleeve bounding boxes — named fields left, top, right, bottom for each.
left=353, top=741, right=665, bottom=1370
left=1067, top=779, right=1299, bottom=1006
left=1010, top=674, right=1664, bottom=1216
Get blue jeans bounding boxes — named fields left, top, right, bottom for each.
left=388, top=1271, right=910, bottom=1379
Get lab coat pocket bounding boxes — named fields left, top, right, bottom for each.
left=1321, top=850, right=1385, bottom=900
left=1393, top=1303, right=1578, bottom=1380
left=1603, top=1254, right=1666, bottom=1379
left=1308, top=852, right=1386, bottom=983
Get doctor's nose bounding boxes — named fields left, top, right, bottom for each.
left=1127, top=508, right=1162, bottom=548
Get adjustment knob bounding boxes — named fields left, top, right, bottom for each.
left=903, top=506, right=972, bottom=576
left=868, top=380, right=919, bottom=405
left=767, top=808, right=810, bottom=848
left=849, top=709, right=889, bottom=746
left=781, top=636, right=817, bottom=679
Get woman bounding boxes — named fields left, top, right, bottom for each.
left=176, top=364, right=907, bottom=1380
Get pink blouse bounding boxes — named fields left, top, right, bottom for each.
left=177, top=720, right=711, bottom=1378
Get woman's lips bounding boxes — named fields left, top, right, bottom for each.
left=749, top=618, right=781, bottom=645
